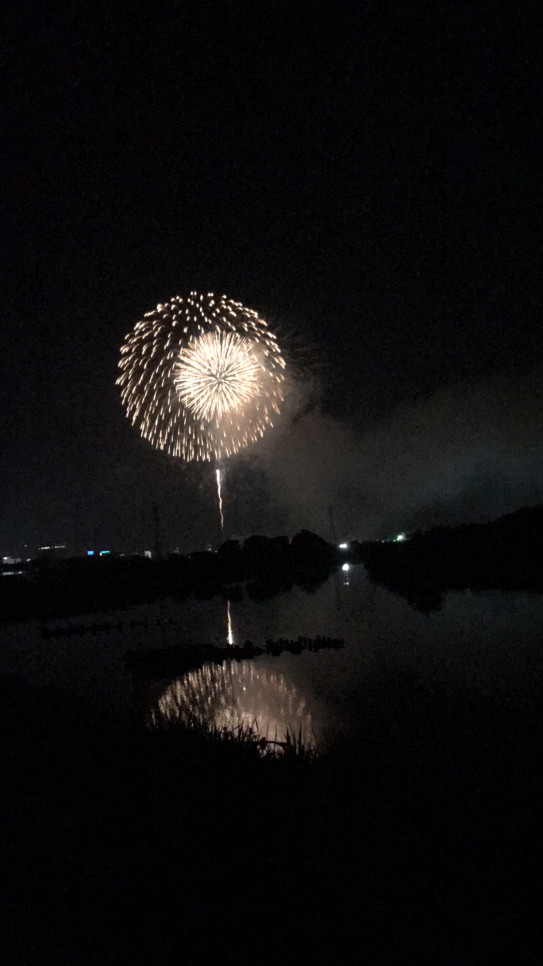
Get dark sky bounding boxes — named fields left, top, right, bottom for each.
left=2, top=1, right=541, bottom=553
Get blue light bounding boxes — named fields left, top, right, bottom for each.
left=87, top=550, right=94, bottom=556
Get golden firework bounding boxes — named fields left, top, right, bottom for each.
left=117, top=292, right=286, bottom=461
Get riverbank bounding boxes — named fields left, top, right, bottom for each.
left=1, top=669, right=540, bottom=964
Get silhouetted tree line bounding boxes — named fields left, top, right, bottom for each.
left=0, top=530, right=338, bottom=622
left=357, top=505, right=543, bottom=611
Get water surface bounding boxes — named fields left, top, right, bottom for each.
left=1, top=566, right=541, bottom=744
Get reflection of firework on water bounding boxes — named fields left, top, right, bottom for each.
left=226, top=600, right=234, bottom=646
left=150, top=661, right=316, bottom=748
left=117, top=293, right=286, bottom=461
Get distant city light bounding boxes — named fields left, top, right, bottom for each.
left=99, top=550, right=110, bottom=556
left=342, top=563, right=350, bottom=572
left=339, top=542, right=348, bottom=549
left=394, top=533, right=407, bottom=542
left=87, top=550, right=94, bottom=556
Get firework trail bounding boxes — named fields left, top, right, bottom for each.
left=117, top=292, right=286, bottom=462
left=216, top=467, right=225, bottom=533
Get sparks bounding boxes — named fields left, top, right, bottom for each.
left=117, top=292, right=286, bottom=462
left=175, top=331, right=261, bottom=422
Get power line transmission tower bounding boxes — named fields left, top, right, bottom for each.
left=328, top=505, right=337, bottom=546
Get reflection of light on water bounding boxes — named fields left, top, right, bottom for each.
left=151, top=661, right=316, bottom=748
left=226, top=600, right=234, bottom=646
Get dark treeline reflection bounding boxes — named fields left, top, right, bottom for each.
left=2, top=506, right=543, bottom=622
left=357, top=505, right=543, bottom=611
left=0, top=530, right=337, bottom=622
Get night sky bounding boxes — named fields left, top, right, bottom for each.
left=2, top=2, right=541, bottom=554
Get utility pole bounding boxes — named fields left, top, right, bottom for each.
left=328, top=504, right=337, bottom=546
left=152, top=504, right=161, bottom=558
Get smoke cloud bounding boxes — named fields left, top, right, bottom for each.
left=252, top=364, right=543, bottom=541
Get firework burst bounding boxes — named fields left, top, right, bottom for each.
left=117, top=293, right=286, bottom=461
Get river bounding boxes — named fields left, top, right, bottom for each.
left=0, top=566, right=541, bottom=746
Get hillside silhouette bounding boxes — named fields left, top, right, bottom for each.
left=357, top=504, right=543, bottom=610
